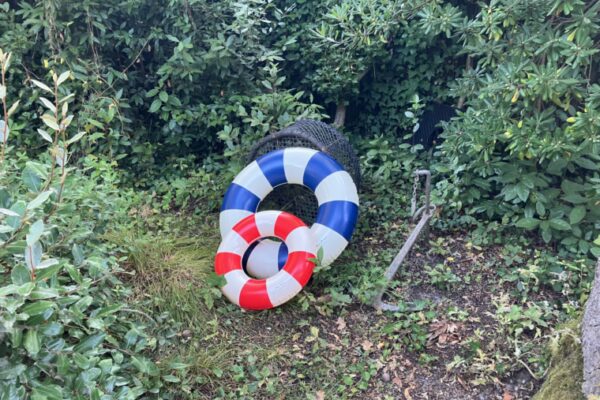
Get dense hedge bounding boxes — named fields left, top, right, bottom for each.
left=0, top=0, right=598, bottom=252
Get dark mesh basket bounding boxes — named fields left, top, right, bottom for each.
left=247, top=120, right=361, bottom=224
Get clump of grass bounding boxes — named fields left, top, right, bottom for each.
left=107, top=232, right=221, bottom=330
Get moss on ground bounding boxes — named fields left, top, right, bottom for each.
left=533, top=319, right=585, bottom=400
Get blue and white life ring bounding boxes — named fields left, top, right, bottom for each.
left=220, top=147, right=359, bottom=277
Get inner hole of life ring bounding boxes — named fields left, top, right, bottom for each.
left=241, top=236, right=284, bottom=279
left=257, top=184, right=318, bottom=226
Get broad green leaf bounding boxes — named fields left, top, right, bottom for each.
left=61, top=114, right=74, bottom=128
left=39, top=97, right=57, bottom=114
left=67, top=131, right=86, bottom=145
left=12, top=265, right=31, bottom=285
left=32, top=384, right=63, bottom=400
left=7, top=100, right=19, bottom=117
left=41, top=322, right=62, bottom=336
left=549, top=218, right=571, bottom=231
left=30, top=287, right=60, bottom=299
left=0, top=363, right=26, bottom=379
left=149, top=99, right=162, bottom=113
left=569, top=206, right=586, bottom=225
left=41, top=114, right=59, bottom=131
left=27, top=190, right=52, bottom=210
left=24, top=241, right=43, bottom=270
left=26, top=219, right=44, bottom=246
left=0, top=208, right=19, bottom=217
left=131, top=356, right=160, bottom=376
left=37, top=128, right=53, bottom=143
left=159, top=91, right=168, bottom=102
left=162, top=375, right=180, bottom=383
left=31, top=79, right=53, bottom=93
left=36, top=259, right=59, bottom=270
left=21, top=301, right=54, bottom=316
left=515, top=184, right=529, bottom=202
left=57, top=71, right=70, bottom=85
left=74, top=333, right=106, bottom=353
left=24, top=329, right=41, bottom=355
left=0, top=284, right=17, bottom=296
left=573, top=157, right=598, bottom=170
left=515, top=218, right=539, bottom=229
left=23, top=167, right=43, bottom=192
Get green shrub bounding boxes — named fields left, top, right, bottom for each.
left=0, top=51, right=172, bottom=399
left=435, top=0, right=600, bottom=257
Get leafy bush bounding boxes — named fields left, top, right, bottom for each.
left=0, top=51, right=172, bottom=399
left=434, top=0, right=600, bottom=257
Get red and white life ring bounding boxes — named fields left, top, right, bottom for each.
left=214, top=211, right=317, bottom=310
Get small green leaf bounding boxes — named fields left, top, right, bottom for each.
left=149, top=99, right=161, bottom=113
left=67, top=131, right=86, bottom=145
left=31, top=79, right=53, bottom=93
left=25, top=241, right=43, bottom=270
left=24, top=329, right=41, bottom=355
left=515, top=218, right=539, bottom=230
left=7, top=100, right=19, bottom=117
left=549, top=218, right=571, bottom=231
left=162, top=375, right=180, bottom=383
left=39, top=97, right=57, bottom=114
left=32, top=383, right=63, bottom=400
left=57, top=71, right=70, bottom=85
left=30, top=287, right=60, bottom=299
left=37, top=259, right=59, bottom=270
left=26, top=219, right=44, bottom=246
left=21, top=301, right=54, bottom=316
left=12, top=265, right=32, bottom=285
left=159, top=91, right=168, bottom=102
left=41, top=114, right=59, bottom=131
left=0, top=207, right=20, bottom=217
left=27, top=190, right=52, bottom=210
left=74, top=333, right=106, bottom=353
left=569, top=206, right=586, bottom=225
left=573, top=157, right=598, bottom=170
left=0, top=363, right=26, bottom=380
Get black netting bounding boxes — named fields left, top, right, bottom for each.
left=247, top=120, right=361, bottom=224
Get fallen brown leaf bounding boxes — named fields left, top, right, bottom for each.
left=503, top=391, right=514, bottom=400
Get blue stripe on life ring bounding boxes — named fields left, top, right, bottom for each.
left=277, top=242, right=288, bottom=270
left=242, top=240, right=260, bottom=272
left=303, top=152, right=344, bottom=191
left=316, top=201, right=359, bottom=241
left=257, top=149, right=286, bottom=187
left=221, top=183, right=261, bottom=212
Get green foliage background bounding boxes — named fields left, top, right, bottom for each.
left=0, top=0, right=599, bottom=398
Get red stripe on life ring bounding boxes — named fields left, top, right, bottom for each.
left=274, top=213, right=306, bottom=240
left=239, top=279, right=273, bottom=310
left=215, top=252, right=242, bottom=275
left=283, top=251, right=315, bottom=287
left=233, top=214, right=261, bottom=244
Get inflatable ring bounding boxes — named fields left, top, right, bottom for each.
left=220, top=147, right=359, bottom=272
left=215, top=211, right=316, bottom=309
